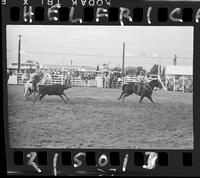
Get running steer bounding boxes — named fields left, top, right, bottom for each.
left=34, top=83, right=72, bottom=104
left=118, top=79, right=162, bottom=103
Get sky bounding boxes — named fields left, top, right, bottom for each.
left=6, top=25, right=193, bottom=71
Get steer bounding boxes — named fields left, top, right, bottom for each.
left=34, top=83, right=72, bottom=104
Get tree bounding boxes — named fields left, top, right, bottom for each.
left=96, top=64, right=99, bottom=71
left=125, top=66, right=137, bottom=75
left=150, top=64, right=158, bottom=74
left=136, top=66, right=146, bottom=75
left=161, top=66, right=165, bottom=77
left=26, top=60, right=34, bottom=63
left=146, top=71, right=151, bottom=77
left=111, top=67, right=121, bottom=72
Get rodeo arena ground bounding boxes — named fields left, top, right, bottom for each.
left=7, top=62, right=193, bottom=149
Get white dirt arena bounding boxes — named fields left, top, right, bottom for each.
left=7, top=85, right=193, bottom=149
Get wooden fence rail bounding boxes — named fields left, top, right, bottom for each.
left=9, top=74, right=165, bottom=90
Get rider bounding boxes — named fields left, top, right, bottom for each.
left=137, top=71, right=146, bottom=95
left=29, top=64, right=43, bottom=91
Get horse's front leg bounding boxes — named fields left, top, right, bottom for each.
left=147, top=95, right=155, bottom=104
left=139, top=95, right=145, bottom=103
left=122, top=92, right=132, bottom=101
left=26, top=90, right=33, bottom=99
left=32, top=90, right=37, bottom=99
left=117, top=92, right=124, bottom=100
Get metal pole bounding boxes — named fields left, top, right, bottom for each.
left=122, top=42, right=125, bottom=84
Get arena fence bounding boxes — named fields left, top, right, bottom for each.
left=8, top=73, right=192, bottom=93
left=11, top=74, right=97, bottom=87
left=51, top=75, right=65, bottom=85
left=9, top=74, right=160, bottom=87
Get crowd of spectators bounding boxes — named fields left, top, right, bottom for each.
left=8, top=68, right=193, bottom=93
left=102, top=72, right=122, bottom=88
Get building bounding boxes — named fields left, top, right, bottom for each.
left=7, top=62, right=36, bottom=71
left=165, top=65, right=193, bottom=92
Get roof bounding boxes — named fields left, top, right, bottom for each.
left=7, top=62, right=36, bottom=70
left=42, top=64, right=96, bottom=70
left=7, top=66, right=34, bottom=70
left=165, top=65, right=193, bottom=75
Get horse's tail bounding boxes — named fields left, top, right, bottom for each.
left=122, top=84, right=126, bottom=91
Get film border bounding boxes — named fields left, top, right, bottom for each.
left=1, top=0, right=200, bottom=176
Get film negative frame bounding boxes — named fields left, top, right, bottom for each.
left=1, top=0, right=200, bottom=176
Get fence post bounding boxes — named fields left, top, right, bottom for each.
left=173, top=76, right=176, bottom=91
left=61, top=75, right=63, bottom=85
left=17, top=74, right=19, bottom=84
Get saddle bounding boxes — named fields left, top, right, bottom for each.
left=137, top=82, right=152, bottom=95
left=144, top=83, right=153, bottom=91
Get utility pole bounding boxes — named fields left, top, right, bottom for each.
left=62, top=59, right=64, bottom=85
left=173, top=54, right=177, bottom=65
left=122, top=42, right=125, bottom=84
left=157, top=54, right=161, bottom=79
left=18, top=35, right=22, bottom=73
left=17, top=35, right=22, bottom=84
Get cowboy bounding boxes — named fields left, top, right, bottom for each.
left=137, top=71, right=146, bottom=95
left=29, top=64, right=43, bottom=91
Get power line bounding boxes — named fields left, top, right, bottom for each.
left=25, top=50, right=192, bottom=59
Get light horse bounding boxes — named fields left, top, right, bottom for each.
left=21, top=73, right=30, bottom=83
left=7, top=70, right=12, bottom=82
left=23, top=72, right=50, bottom=100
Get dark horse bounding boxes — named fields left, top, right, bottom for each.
left=118, top=79, right=162, bottom=103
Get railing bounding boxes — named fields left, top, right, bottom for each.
left=72, top=76, right=81, bottom=86
left=124, top=76, right=138, bottom=84
left=51, top=75, right=65, bottom=85
left=8, top=74, right=167, bottom=90
left=18, top=73, right=29, bottom=84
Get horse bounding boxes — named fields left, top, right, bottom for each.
left=23, top=74, right=49, bottom=100
left=7, top=70, right=12, bottom=82
left=21, top=73, right=30, bottom=83
left=118, top=79, right=163, bottom=103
